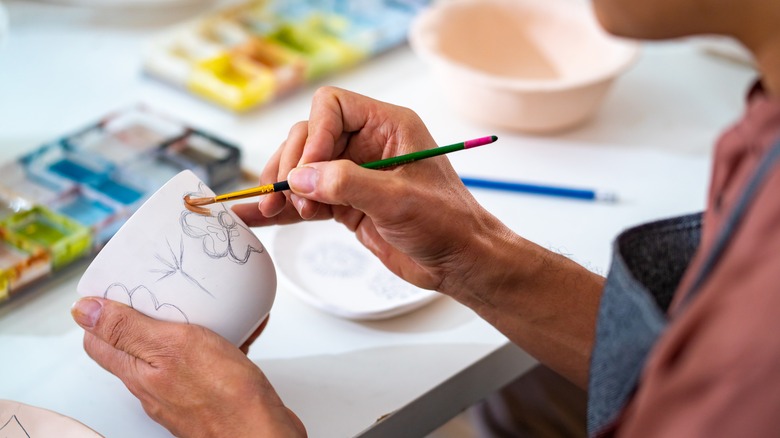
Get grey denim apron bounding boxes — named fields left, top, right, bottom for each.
left=587, top=138, right=780, bottom=436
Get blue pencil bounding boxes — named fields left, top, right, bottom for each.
left=460, top=176, right=618, bottom=203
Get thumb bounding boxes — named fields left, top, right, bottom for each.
left=72, top=297, right=171, bottom=363
left=287, top=160, right=397, bottom=212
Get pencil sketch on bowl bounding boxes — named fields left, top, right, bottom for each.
left=77, top=170, right=276, bottom=346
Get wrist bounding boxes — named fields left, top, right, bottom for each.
left=214, top=380, right=306, bottom=438
left=440, top=211, right=604, bottom=386
left=239, top=400, right=306, bottom=438
left=437, top=210, right=530, bottom=307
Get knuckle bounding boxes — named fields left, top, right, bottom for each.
left=151, top=325, right=189, bottom=360
left=153, top=324, right=199, bottom=364
left=140, top=362, right=169, bottom=388
left=171, top=324, right=196, bottom=349
left=141, top=401, right=166, bottom=425
left=313, top=85, right=338, bottom=100
left=326, top=162, right=351, bottom=196
left=104, top=311, right=131, bottom=348
left=399, top=106, right=422, bottom=123
left=289, top=120, right=308, bottom=136
left=383, top=177, right=408, bottom=204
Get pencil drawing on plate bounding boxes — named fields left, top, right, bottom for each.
left=304, top=242, right=367, bottom=277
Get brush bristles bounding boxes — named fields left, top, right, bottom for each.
left=184, top=195, right=216, bottom=206
left=183, top=195, right=216, bottom=215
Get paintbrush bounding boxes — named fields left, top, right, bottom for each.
left=184, top=135, right=497, bottom=215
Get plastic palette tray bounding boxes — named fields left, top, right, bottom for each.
left=0, top=106, right=244, bottom=303
left=143, top=0, right=431, bottom=111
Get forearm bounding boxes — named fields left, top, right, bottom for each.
left=441, top=215, right=605, bottom=388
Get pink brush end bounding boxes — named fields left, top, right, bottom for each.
left=464, top=135, right=498, bottom=149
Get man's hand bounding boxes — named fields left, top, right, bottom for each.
left=72, top=297, right=305, bottom=437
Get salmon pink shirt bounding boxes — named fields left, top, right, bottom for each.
left=612, top=83, right=780, bottom=435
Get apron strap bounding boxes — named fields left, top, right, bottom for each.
left=680, top=136, right=780, bottom=308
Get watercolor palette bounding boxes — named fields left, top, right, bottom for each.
left=143, top=0, right=431, bottom=111
left=0, top=106, right=244, bottom=304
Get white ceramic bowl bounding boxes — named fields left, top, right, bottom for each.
left=77, top=170, right=276, bottom=346
left=409, top=0, right=639, bottom=133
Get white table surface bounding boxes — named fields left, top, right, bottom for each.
left=0, top=1, right=757, bottom=437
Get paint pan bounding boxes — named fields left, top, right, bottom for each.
left=87, top=175, right=146, bottom=207
left=231, top=37, right=306, bottom=95
left=267, top=22, right=360, bottom=80
left=142, top=0, right=432, bottom=111
left=121, top=154, right=187, bottom=189
left=189, top=52, right=277, bottom=111
left=348, top=6, right=420, bottom=53
left=53, top=189, right=124, bottom=248
left=0, top=160, right=75, bottom=206
left=161, top=131, right=241, bottom=189
left=21, top=142, right=114, bottom=189
left=65, top=108, right=187, bottom=163
left=0, top=206, right=92, bottom=270
left=24, top=142, right=149, bottom=208
left=0, top=237, right=51, bottom=302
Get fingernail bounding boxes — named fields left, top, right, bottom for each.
left=71, top=298, right=102, bottom=328
left=288, top=166, right=318, bottom=194
left=291, top=194, right=306, bottom=213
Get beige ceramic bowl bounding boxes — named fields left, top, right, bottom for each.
left=409, top=0, right=639, bottom=133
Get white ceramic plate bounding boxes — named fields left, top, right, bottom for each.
left=273, top=220, right=441, bottom=320
left=0, top=400, right=102, bottom=437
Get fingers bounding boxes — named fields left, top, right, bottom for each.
left=253, top=86, right=439, bottom=223
left=257, top=144, right=286, bottom=218
left=278, top=121, right=310, bottom=181
left=260, top=120, right=325, bottom=220
left=72, top=298, right=306, bottom=437
left=302, top=87, right=365, bottom=165
left=239, top=314, right=270, bottom=354
left=232, top=202, right=273, bottom=227
left=233, top=201, right=335, bottom=227
left=303, top=88, right=392, bottom=168
left=303, top=87, right=432, bottom=164
left=258, top=122, right=308, bottom=218
left=71, top=297, right=177, bottom=366
left=288, top=159, right=403, bottom=216
left=82, top=331, right=150, bottom=402
left=282, top=88, right=441, bottom=221
left=72, top=298, right=164, bottom=401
